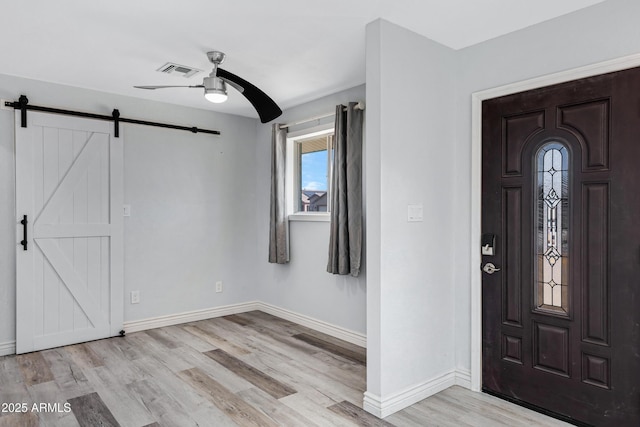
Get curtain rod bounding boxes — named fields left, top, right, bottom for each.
left=4, top=95, right=221, bottom=137
left=279, top=101, right=365, bottom=130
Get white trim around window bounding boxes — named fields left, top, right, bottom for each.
left=286, top=122, right=335, bottom=220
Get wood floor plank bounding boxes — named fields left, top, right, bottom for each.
left=68, top=392, right=120, bottom=427
left=309, top=351, right=366, bottom=389
left=105, top=334, right=147, bottom=361
left=432, top=392, right=536, bottom=427
left=241, top=321, right=329, bottom=359
left=161, top=325, right=215, bottom=353
left=132, top=335, right=194, bottom=373
left=222, top=314, right=254, bottom=326
left=279, top=391, right=353, bottom=427
left=0, top=383, right=30, bottom=413
left=0, top=354, right=26, bottom=385
left=436, top=386, right=568, bottom=427
left=393, top=402, right=472, bottom=427
left=40, top=348, right=93, bottom=396
left=236, top=334, right=365, bottom=404
left=329, top=400, right=396, bottom=427
left=144, top=329, right=180, bottom=350
left=16, top=352, right=54, bottom=386
left=130, top=357, right=237, bottom=427
left=0, top=412, right=39, bottom=427
left=126, top=379, right=202, bottom=427
left=294, top=325, right=367, bottom=358
left=177, top=367, right=279, bottom=427
left=0, top=355, right=30, bottom=405
left=64, top=343, right=104, bottom=369
left=234, top=347, right=326, bottom=399
left=27, top=381, right=81, bottom=427
left=203, top=317, right=264, bottom=348
left=80, top=365, right=156, bottom=427
left=384, top=406, right=439, bottom=427
left=239, top=311, right=306, bottom=336
left=236, top=387, right=321, bottom=427
left=166, top=345, right=254, bottom=393
left=204, top=349, right=297, bottom=399
left=86, top=340, right=151, bottom=385
left=293, top=333, right=366, bottom=365
left=181, top=324, right=250, bottom=356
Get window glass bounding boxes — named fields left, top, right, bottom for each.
left=295, top=134, right=333, bottom=212
left=535, top=142, right=569, bottom=315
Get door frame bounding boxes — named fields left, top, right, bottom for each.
left=470, top=52, right=640, bottom=392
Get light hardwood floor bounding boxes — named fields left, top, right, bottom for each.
left=0, top=311, right=570, bottom=426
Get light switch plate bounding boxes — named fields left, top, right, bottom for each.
left=408, top=204, right=424, bottom=222
left=130, top=290, right=140, bottom=304
left=123, top=205, right=131, bottom=217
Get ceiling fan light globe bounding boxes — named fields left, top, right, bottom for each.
left=205, top=91, right=228, bottom=103
left=203, top=76, right=228, bottom=103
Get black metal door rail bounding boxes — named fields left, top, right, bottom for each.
left=5, top=95, right=221, bottom=137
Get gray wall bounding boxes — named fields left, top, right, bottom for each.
left=254, top=85, right=367, bottom=336
left=0, top=75, right=260, bottom=347
left=365, top=19, right=457, bottom=406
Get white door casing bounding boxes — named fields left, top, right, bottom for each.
left=15, top=112, right=123, bottom=354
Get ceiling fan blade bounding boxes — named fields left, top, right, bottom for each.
left=216, top=68, right=282, bottom=123
left=134, top=85, right=204, bottom=90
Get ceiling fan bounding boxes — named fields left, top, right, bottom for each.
left=134, top=51, right=282, bottom=123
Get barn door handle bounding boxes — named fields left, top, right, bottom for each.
left=20, top=215, right=28, bottom=250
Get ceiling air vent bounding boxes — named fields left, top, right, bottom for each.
left=156, top=62, right=202, bottom=78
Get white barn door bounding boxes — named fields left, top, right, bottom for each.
left=15, top=112, right=123, bottom=354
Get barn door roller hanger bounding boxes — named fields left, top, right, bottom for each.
left=4, top=95, right=221, bottom=137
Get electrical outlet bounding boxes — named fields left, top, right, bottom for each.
left=215, top=281, right=223, bottom=293
left=131, top=290, right=140, bottom=304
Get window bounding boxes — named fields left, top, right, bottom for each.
left=286, top=126, right=334, bottom=218
left=534, top=141, right=569, bottom=315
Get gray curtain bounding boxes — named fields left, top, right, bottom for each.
left=268, top=123, right=289, bottom=264
left=327, top=102, right=363, bottom=276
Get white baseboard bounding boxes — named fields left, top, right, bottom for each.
left=256, top=302, right=366, bottom=348
left=364, top=370, right=457, bottom=418
left=0, top=341, right=16, bottom=356
left=123, top=300, right=366, bottom=348
left=455, top=368, right=472, bottom=389
left=123, top=301, right=262, bottom=333
left=2, top=302, right=364, bottom=356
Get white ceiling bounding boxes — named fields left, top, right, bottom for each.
left=1, top=0, right=605, bottom=120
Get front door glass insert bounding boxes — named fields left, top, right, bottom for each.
left=535, top=142, right=569, bottom=314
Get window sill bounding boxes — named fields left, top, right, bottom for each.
left=288, top=213, right=331, bottom=222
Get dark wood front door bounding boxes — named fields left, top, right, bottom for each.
left=482, top=67, right=640, bottom=426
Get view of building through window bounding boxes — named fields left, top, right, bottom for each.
left=297, top=134, right=333, bottom=212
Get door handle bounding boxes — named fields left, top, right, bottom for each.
left=482, top=262, right=500, bottom=274
left=20, top=215, right=28, bottom=251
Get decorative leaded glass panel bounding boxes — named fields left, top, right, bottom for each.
left=535, top=142, right=569, bottom=314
